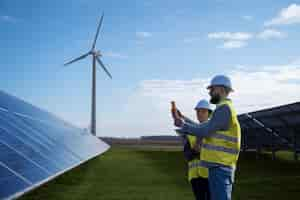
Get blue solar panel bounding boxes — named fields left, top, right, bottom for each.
left=0, top=91, right=110, bottom=199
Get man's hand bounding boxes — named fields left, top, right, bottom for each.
left=170, top=101, right=183, bottom=127
left=174, top=117, right=183, bottom=127
left=176, top=110, right=183, bottom=118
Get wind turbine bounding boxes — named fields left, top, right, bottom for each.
left=64, top=13, right=112, bottom=136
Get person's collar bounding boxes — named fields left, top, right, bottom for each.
left=216, top=97, right=231, bottom=107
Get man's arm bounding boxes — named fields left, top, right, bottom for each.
left=182, top=115, right=198, bottom=126
left=176, top=105, right=231, bottom=137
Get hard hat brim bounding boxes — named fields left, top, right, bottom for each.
left=207, top=85, right=234, bottom=92
left=194, top=107, right=213, bottom=111
left=194, top=107, right=212, bottom=110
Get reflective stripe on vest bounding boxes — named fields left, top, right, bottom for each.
left=210, top=132, right=238, bottom=143
left=188, top=161, right=202, bottom=169
left=202, top=143, right=239, bottom=155
left=200, top=99, right=241, bottom=168
left=188, top=160, right=210, bottom=169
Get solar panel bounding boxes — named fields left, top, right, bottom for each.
left=0, top=90, right=110, bottom=199
left=238, top=102, right=300, bottom=154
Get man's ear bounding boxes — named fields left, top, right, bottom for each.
left=221, top=87, right=229, bottom=96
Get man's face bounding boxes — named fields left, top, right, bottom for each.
left=196, top=108, right=209, bottom=123
left=209, top=86, right=223, bottom=104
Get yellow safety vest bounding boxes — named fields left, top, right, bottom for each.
left=200, top=99, right=241, bottom=169
left=187, top=135, right=208, bottom=181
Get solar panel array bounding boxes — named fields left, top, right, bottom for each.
left=0, top=90, right=110, bottom=199
left=238, top=102, right=300, bottom=158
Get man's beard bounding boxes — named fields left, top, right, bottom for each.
left=210, top=94, right=221, bottom=104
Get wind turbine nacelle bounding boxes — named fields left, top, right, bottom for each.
left=95, top=51, right=102, bottom=57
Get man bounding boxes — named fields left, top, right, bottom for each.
left=172, top=75, right=241, bottom=200
left=181, top=99, right=212, bottom=200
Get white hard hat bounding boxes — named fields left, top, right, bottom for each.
left=207, top=75, right=233, bottom=91
left=194, top=99, right=212, bottom=111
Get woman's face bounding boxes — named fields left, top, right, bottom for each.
left=196, top=108, right=209, bottom=123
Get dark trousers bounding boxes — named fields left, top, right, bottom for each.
left=191, top=177, right=210, bottom=200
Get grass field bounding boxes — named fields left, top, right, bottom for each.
left=20, top=147, right=300, bottom=200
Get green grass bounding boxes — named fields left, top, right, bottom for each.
left=20, top=147, right=300, bottom=200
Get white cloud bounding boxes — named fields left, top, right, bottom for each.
left=257, top=29, right=286, bottom=40
left=265, top=4, right=300, bottom=26
left=103, top=60, right=300, bottom=137
left=208, top=32, right=253, bottom=41
left=0, top=15, right=17, bottom=23
left=221, top=40, right=247, bottom=49
left=242, top=15, right=253, bottom=21
left=230, top=64, right=300, bottom=112
left=208, top=29, right=286, bottom=49
left=136, top=31, right=152, bottom=39
left=208, top=32, right=252, bottom=49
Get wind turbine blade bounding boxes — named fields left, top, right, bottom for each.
left=91, top=13, right=104, bottom=50
left=64, top=52, right=90, bottom=66
left=96, top=56, right=112, bottom=79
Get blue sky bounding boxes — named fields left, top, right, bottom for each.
left=1, top=0, right=300, bottom=137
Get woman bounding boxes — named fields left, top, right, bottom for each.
left=182, top=99, right=212, bottom=200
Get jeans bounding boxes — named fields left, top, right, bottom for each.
left=209, top=166, right=234, bottom=200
